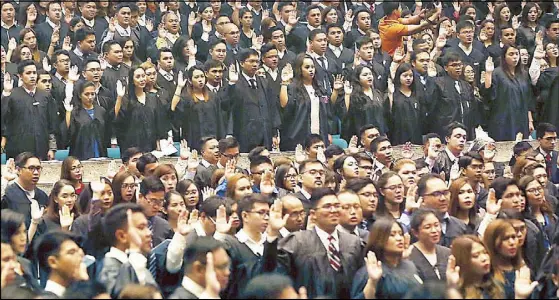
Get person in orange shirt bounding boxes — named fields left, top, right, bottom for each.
left=378, top=2, right=441, bottom=56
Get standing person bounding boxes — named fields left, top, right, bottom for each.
left=336, top=190, right=369, bottom=246
left=171, top=67, right=226, bottom=151
left=112, top=170, right=137, bottom=205
left=114, top=66, right=166, bottom=153
left=227, top=48, right=281, bottom=152
left=409, top=208, right=451, bottom=283
left=100, top=41, right=128, bottom=94
left=279, top=54, right=340, bottom=151
left=448, top=177, right=479, bottom=234
left=484, top=44, right=534, bottom=141
left=60, top=157, right=84, bottom=195
left=1, top=60, right=58, bottom=160
left=345, top=178, right=379, bottom=231
left=136, top=176, right=173, bottom=248
left=389, top=63, right=424, bottom=145
left=62, top=80, right=109, bottom=160
left=34, top=2, right=69, bottom=53
left=291, top=160, right=326, bottom=211
left=1, top=152, right=49, bottom=228
left=436, top=122, right=468, bottom=183
left=39, top=180, right=80, bottom=233
left=535, top=123, right=558, bottom=184
left=378, top=2, right=440, bottom=56
left=339, top=65, right=388, bottom=143
left=71, top=179, right=113, bottom=239
left=375, top=172, right=406, bottom=220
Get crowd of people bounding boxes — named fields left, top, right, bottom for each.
left=1, top=0, right=559, bottom=299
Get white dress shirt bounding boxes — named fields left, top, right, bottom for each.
left=314, top=226, right=339, bottom=252
left=44, top=280, right=66, bottom=297
left=236, top=229, right=266, bottom=256
left=304, top=84, right=320, bottom=134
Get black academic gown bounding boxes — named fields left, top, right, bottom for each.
left=338, top=90, right=389, bottom=142
left=113, top=93, right=166, bottom=153
left=173, top=91, right=226, bottom=152
left=100, top=64, right=128, bottom=95
left=1, top=87, right=58, bottom=160
left=486, top=67, right=533, bottom=141
left=226, top=75, right=281, bottom=152
left=280, top=83, right=331, bottom=151
left=409, top=245, right=451, bottom=283
left=1, top=183, right=49, bottom=229
left=536, top=67, right=559, bottom=130
left=62, top=105, right=108, bottom=160
left=431, top=76, right=478, bottom=138
left=389, top=89, right=424, bottom=145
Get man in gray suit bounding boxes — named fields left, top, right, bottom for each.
left=169, top=237, right=230, bottom=299
left=336, top=190, right=369, bottom=247
left=270, top=188, right=364, bottom=299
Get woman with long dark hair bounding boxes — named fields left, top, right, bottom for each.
left=274, top=164, right=299, bottom=197
left=171, top=35, right=198, bottom=72
left=60, top=156, right=85, bottom=195
left=41, top=179, right=80, bottom=232
left=114, top=65, right=166, bottom=152
left=176, top=179, right=200, bottom=212
left=484, top=44, right=534, bottom=141
left=339, top=64, right=388, bottom=142
left=376, top=172, right=405, bottom=219
left=449, top=177, right=479, bottom=234
left=111, top=170, right=137, bottom=205
left=63, top=80, right=109, bottom=160
left=389, top=63, right=423, bottom=145
left=279, top=54, right=341, bottom=151
left=171, top=66, right=226, bottom=151
left=516, top=3, right=544, bottom=55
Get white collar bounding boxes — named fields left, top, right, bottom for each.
left=236, top=229, right=266, bottom=256
left=242, top=72, right=256, bottom=82
left=115, top=23, right=131, bottom=36
left=200, top=159, right=212, bottom=168
left=263, top=64, right=277, bottom=74
left=23, top=86, right=37, bottom=95
left=45, top=280, right=66, bottom=297
left=279, top=227, right=291, bottom=237
left=307, top=24, right=321, bottom=31
left=73, top=47, right=84, bottom=58
left=539, top=147, right=550, bottom=157
left=159, top=68, right=174, bottom=78
left=206, top=82, right=220, bottom=92
left=300, top=188, right=312, bottom=200
left=247, top=4, right=260, bottom=14
left=329, top=44, right=343, bottom=52
left=445, top=147, right=460, bottom=162
left=106, top=247, right=129, bottom=264
left=55, top=73, right=67, bottom=82
left=277, top=48, right=286, bottom=59
left=181, top=276, right=206, bottom=298
left=280, top=20, right=288, bottom=28
left=458, top=42, right=473, bottom=54
left=314, top=226, right=339, bottom=251
left=14, top=180, right=35, bottom=201
left=46, top=18, right=59, bottom=29
left=311, top=52, right=327, bottom=61
left=337, top=224, right=359, bottom=236
left=1, top=20, right=16, bottom=29
left=82, top=16, right=94, bottom=27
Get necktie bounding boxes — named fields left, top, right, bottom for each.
left=455, top=81, right=461, bottom=94
left=318, top=57, right=326, bottom=69
left=29, top=92, right=34, bottom=98
left=148, top=251, right=157, bottom=280
left=165, top=73, right=173, bottom=81
left=545, top=153, right=552, bottom=176
left=250, top=79, right=257, bottom=89
left=327, top=235, right=341, bottom=272
left=147, top=218, right=154, bottom=248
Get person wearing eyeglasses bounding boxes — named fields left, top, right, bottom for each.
left=217, top=137, right=243, bottom=173
left=291, top=160, right=326, bottom=212
left=60, top=156, right=85, bottom=195
left=536, top=123, right=558, bottom=184
left=376, top=172, right=406, bottom=220
left=337, top=190, right=369, bottom=247
left=401, top=174, right=467, bottom=247
left=137, top=176, right=173, bottom=248
left=278, top=195, right=305, bottom=238
left=1, top=152, right=49, bottom=229
left=249, top=156, right=276, bottom=195
left=415, top=133, right=445, bottom=175
left=394, top=158, right=418, bottom=196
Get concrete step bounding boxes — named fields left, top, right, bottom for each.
left=1, top=140, right=537, bottom=195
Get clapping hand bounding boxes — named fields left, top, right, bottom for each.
left=59, top=204, right=74, bottom=229
left=260, top=170, right=275, bottom=195
left=228, top=64, right=239, bottom=84
left=177, top=209, right=198, bottom=236
left=116, top=80, right=126, bottom=97
left=281, top=64, right=294, bottom=83
left=333, top=74, right=344, bottom=91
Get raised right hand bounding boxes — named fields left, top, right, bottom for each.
left=116, top=80, right=126, bottom=97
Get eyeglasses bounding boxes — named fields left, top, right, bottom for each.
left=122, top=183, right=136, bottom=190
left=424, top=190, right=451, bottom=198
left=70, top=165, right=83, bottom=171
left=359, top=165, right=374, bottom=170
left=383, top=185, right=404, bottom=191
left=288, top=211, right=306, bottom=218
left=145, top=198, right=164, bottom=207
left=248, top=210, right=270, bottom=217
left=317, top=203, right=341, bottom=211
left=303, top=170, right=325, bottom=176
left=184, top=190, right=199, bottom=196
left=22, top=166, right=42, bottom=172
left=221, top=152, right=240, bottom=159
left=285, top=174, right=298, bottom=179
left=526, top=187, right=544, bottom=194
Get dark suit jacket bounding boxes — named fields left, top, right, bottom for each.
left=34, top=21, right=69, bottom=53
left=275, top=228, right=363, bottom=299
left=278, top=50, right=297, bottom=70
left=325, top=46, right=355, bottom=69
left=149, top=215, right=173, bottom=248
left=290, top=192, right=311, bottom=212
left=0, top=24, right=23, bottom=50
left=286, top=24, right=310, bottom=54
left=194, top=164, right=217, bottom=189
left=539, top=148, right=558, bottom=184
left=436, top=150, right=457, bottom=183
left=99, top=254, right=159, bottom=299
left=68, top=50, right=99, bottom=72
left=441, top=215, right=468, bottom=248
left=169, top=286, right=198, bottom=299
left=1, top=183, right=49, bottom=229
left=313, top=55, right=342, bottom=94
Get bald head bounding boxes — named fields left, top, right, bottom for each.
left=223, top=23, right=240, bottom=46
left=281, top=195, right=306, bottom=232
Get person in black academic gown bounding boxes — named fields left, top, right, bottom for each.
left=226, top=48, right=281, bottom=152
left=535, top=48, right=559, bottom=130
left=1, top=60, right=58, bottom=160
left=279, top=54, right=337, bottom=151
left=483, top=44, right=534, bottom=141
left=62, top=81, right=108, bottom=160
left=171, top=66, right=226, bottom=151
left=389, top=63, right=424, bottom=146
left=142, top=61, right=173, bottom=141
left=113, top=65, right=166, bottom=153
left=339, top=64, right=389, bottom=143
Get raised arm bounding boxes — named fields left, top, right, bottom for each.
left=279, top=64, right=293, bottom=108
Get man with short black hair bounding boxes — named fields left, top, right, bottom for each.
left=436, top=122, right=468, bottom=183
left=218, top=137, right=240, bottom=169
left=122, top=147, right=143, bottom=178
left=0, top=2, right=23, bottom=51
left=359, top=125, right=381, bottom=156
left=100, top=41, right=127, bottom=93
left=292, top=160, right=326, bottom=211
left=137, top=176, right=173, bottom=248
left=336, top=190, right=369, bottom=246
left=69, top=27, right=98, bottom=70
left=35, top=2, right=69, bottom=52
left=458, top=151, right=489, bottom=210
left=249, top=156, right=274, bottom=194
left=370, top=136, right=393, bottom=179
left=325, top=23, right=354, bottom=68
left=536, top=123, right=558, bottom=183
left=136, top=153, right=159, bottom=178
left=304, top=134, right=326, bottom=161
left=264, top=26, right=296, bottom=69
